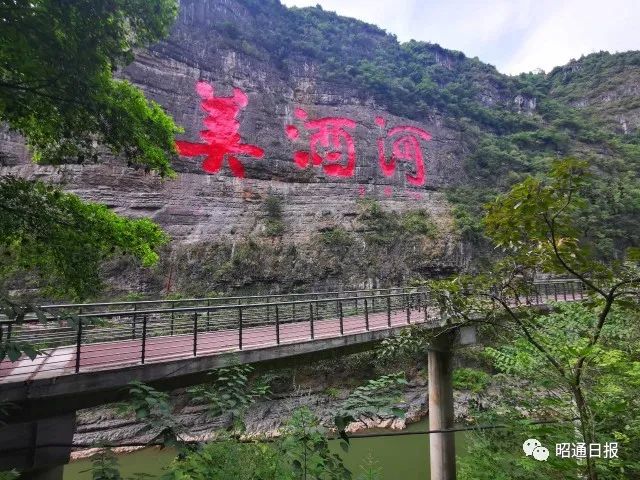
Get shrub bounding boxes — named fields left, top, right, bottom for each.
left=452, top=368, right=491, bottom=393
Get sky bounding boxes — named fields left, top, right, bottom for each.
left=280, top=0, right=640, bottom=75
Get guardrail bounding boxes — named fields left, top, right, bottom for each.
left=37, top=287, right=418, bottom=315
left=0, top=280, right=585, bottom=382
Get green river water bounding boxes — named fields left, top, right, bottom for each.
left=64, top=419, right=468, bottom=479
left=64, top=420, right=466, bottom=480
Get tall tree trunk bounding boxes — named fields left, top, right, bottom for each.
left=573, top=385, right=598, bottom=480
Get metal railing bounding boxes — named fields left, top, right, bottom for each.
left=37, top=287, right=418, bottom=316
left=0, top=280, right=585, bottom=381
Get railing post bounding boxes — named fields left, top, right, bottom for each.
left=355, top=295, right=358, bottom=315
left=309, top=303, right=315, bottom=339
left=364, top=298, right=369, bottom=331
left=238, top=306, right=243, bottom=350
left=75, top=319, right=83, bottom=373
left=132, top=304, right=137, bottom=340
left=406, top=294, right=411, bottom=324
left=387, top=295, right=391, bottom=327
left=193, top=312, right=198, bottom=356
left=563, top=282, right=568, bottom=301
left=275, top=304, right=280, bottom=345
left=292, top=302, right=296, bottom=322
left=141, top=314, right=148, bottom=364
left=554, top=283, right=558, bottom=301
left=170, top=301, right=175, bottom=336
left=206, top=299, right=211, bottom=331
left=339, top=300, right=344, bottom=335
left=424, top=292, right=429, bottom=322
left=571, top=282, right=576, bottom=300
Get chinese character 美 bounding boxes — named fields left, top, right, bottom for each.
left=176, top=81, right=264, bottom=178
left=285, top=108, right=357, bottom=178
left=376, top=116, right=432, bottom=187
left=556, top=443, right=572, bottom=459
left=589, top=443, right=602, bottom=458
left=604, top=442, right=619, bottom=459
left=573, top=443, right=587, bottom=459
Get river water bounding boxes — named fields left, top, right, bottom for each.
left=64, top=419, right=468, bottom=479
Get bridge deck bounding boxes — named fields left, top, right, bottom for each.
left=0, top=281, right=584, bottom=390
left=0, top=308, right=425, bottom=384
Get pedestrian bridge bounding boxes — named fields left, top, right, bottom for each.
left=0, top=280, right=584, bottom=477
left=1, top=280, right=583, bottom=412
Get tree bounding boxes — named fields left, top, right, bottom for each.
left=0, top=176, right=167, bottom=300
left=0, top=0, right=180, bottom=175
left=0, top=1, right=180, bottom=287
left=432, top=158, right=639, bottom=480
left=0, top=0, right=180, bottom=359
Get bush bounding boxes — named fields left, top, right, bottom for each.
left=452, top=368, right=491, bottom=393
left=168, top=439, right=285, bottom=480
left=400, top=210, right=436, bottom=236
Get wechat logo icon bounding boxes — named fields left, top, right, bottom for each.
left=523, top=438, right=550, bottom=462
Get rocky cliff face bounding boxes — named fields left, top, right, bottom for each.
left=1, top=0, right=638, bottom=295
left=0, top=0, right=468, bottom=294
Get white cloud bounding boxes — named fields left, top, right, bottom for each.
left=280, top=0, right=640, bottom=74
left=502, top=0, right=640, bottom=74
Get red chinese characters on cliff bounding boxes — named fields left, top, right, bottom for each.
left=376, top=117, right=432, bottom=187
left=285, top=108, right=357, bottom=178
left=175, top=82, right=264, bottom=178
left=176, top=81, right=433, bottom=188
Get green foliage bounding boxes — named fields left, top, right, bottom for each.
left=118, top=381, right=171, bottom=421
left=446, top=159, right=640, bottom=479
left=187, top=365, right=270, bottom=429
left=280, top=407, right=352, bottom=480
left=324, top=386, right=341, bottom=399
left=0, top=295, right=87, bottom=362
left=0, top=0, right=180, bottom=175
left=319, top=227, right=355, bottom=251
left=263, top=194, right=285, bottom=237
left=452, top=368, right=491, bottom=393
left=334, top=373, right=407, bottom=435
left=0, top=338, right=39, bottom=363
left=264, top=194, right=283, bottom=218
left=0, top=176, right=168, bottom=299
left=484, top=157, right=640, bottom=267
left=117, top=381, right=180, bottom=447
left=460, top=303, right=640, bottom=479
left=378, top=327, right=429, bottom=362
left=88, top=449, right=122, bottom=480
left=166, top=437, right=287, bottom=480
left=400, top=210, right=437, bottom=236
left=355, top=454, right=382, bottom=480
left=264, top=220, right=286, bottom=237
left=0, top=471, right=19, bottom=480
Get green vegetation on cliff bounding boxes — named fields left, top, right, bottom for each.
left=211, top=1, right=640, bottom=262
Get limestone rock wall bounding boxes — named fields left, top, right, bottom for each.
left=0, top=0, right=469, bottom=294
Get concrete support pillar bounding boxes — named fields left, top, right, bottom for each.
left=0, top=413, right=75, bottom=480
left=428, top=331, right=456, bottom=480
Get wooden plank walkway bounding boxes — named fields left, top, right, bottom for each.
left=0, top=309, right=424, bottom=384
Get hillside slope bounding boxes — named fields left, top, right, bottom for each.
left=1, top=0, right=638, bottom=296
